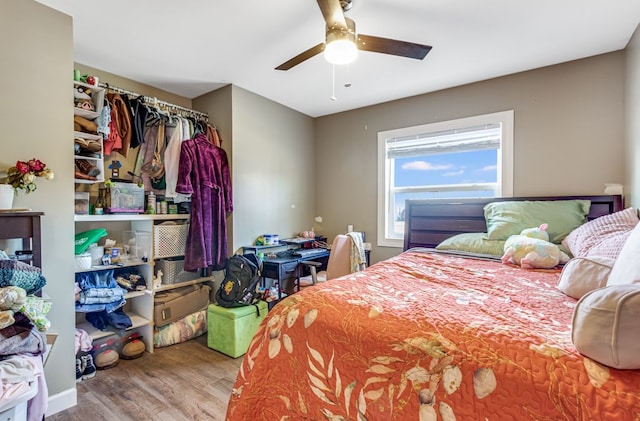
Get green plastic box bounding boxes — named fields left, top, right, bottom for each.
left=207, top=302, right=268, bottom=358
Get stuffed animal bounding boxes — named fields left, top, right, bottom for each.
left=501, top=224, right=570, bottom=269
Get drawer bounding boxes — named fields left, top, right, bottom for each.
left=261, top=262, right=279, bottom=280
left=279, top=261, right=299, bottom=280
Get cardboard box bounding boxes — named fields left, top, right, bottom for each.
left=101, top=182, right=144, bottom=214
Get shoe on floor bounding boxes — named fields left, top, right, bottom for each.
left=75, top=357, right=83, bottom=383
left=81, top=353, right=97, bottom=380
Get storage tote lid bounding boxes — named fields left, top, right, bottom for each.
left=208, top=301, right=268, bottom=319
left=75, top=228, right=108, bottom=255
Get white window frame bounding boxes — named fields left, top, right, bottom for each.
left=377, top=110, right=514, bottom=248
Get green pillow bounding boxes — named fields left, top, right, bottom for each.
left=484, top=200, right=591, bottom=244
left=436, top=233, right=506, bottom=256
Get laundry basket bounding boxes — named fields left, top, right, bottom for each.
left=156, top=257, right=200, bottom=285
left=153, top=223, right=189, bottom=259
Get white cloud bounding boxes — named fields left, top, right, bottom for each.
left=480, top=165, right=497, bottom=172
left=402, top=161, right=453, bottom=171
left=443, top=170, right=464, bottom=177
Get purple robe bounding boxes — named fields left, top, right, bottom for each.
left=176, top=133, right=232, bottom=271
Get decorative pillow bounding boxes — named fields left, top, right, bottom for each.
left=562, top=207, right=639, bottom=258
left=572, top=284, right=640, bottom=369
left=586, top=231, right=633, bottom=258
left=484, top=200, right=591, bottom=243
left=436, top=233, right=505, bottom=256
left=607, top=223, right=640, bottom=286
left=557, top=256, right=615, bottom=299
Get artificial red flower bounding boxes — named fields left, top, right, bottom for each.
left=1, top=158, right=54, bottom=194
left=15, top=161, right=30, bottom=174
left=28, top=159, right=45, bottom=172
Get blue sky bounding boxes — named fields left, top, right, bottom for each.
left=395, top=149, right=497, bottom=187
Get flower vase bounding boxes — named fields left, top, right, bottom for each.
left=0, top=184, right=15, bottom=209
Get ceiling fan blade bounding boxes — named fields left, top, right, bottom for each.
left=275, top=43, right=326, bottom=71
left=316, top=0, right=347, bottom=29
left=357, top=34, right=432, bottom=60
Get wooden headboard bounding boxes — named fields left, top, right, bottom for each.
left=403, top=195, right=623, bottom=251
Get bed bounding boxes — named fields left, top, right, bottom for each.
left=226, top=195, right=640, bottom=420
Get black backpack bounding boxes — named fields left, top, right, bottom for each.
left=216, top=253, right=263, bottom=314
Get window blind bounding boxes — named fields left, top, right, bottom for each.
left=386, top=123, right=501, bottom=159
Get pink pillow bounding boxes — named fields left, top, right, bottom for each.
left=562, top=207, right=639, bottom=258
left=587, top=230, right=632, bottom=258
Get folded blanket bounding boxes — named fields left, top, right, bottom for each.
left=0, top=355, right=37, bottom=384
left=0, top=260, right=46, bottom=295
left=0, top=312, right=33, bottom=340
left=0, top=286, right=26, bottom=311
left=18, top=296, right=52, bottom=331
left=0, top=327, right=46, bottom=357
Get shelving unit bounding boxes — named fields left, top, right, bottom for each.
left=74, top=213, right=212, bottom=353
left=73, top=80, right=105, bottom=184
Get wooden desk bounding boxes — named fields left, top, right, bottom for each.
left=261, top=249, right=330, bottom=299
left=0, top=211, right=43, bottom=267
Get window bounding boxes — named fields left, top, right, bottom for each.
left=377, top=110, right=514, bottom=247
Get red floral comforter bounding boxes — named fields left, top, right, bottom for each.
left=226, top=250, right=640, bottom=420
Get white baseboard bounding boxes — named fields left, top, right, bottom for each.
left=45, top=387, right=77, bottom=417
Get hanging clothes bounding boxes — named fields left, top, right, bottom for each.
left=176, top=133, right=232, bottom=271
left=206, top=123, right=221, bottom=147
left=105, top=93, right=132, bottom=158
left=139, top=123, right=166, bottom=194
left=122, top=95, right=148, bottom=149
left=163, top=117, right=184, bottom=199
left=103, top=105, right=122, bottom=156
left=97, top=102, right=111, bottom=140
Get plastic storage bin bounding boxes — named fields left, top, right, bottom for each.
left=207, top=302, right=268, bottom=358
left=102, top=182, right=144, bottom=214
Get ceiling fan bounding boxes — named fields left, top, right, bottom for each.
left=275, top=0, right=432, bottom=71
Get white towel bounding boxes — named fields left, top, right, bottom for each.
left=346, top=232, right=367, bottom=273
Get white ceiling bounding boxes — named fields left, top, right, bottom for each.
left=36, top=0, right=640, bottom=118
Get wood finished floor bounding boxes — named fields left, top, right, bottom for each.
left=48, top=334, right=242, bottom=421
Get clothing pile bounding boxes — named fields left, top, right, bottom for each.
left=74, top=268, right=137, bottom=335
left=0, top=252, right=50, bottom=420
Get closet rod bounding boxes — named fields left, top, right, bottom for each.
left=99, top=82, right=209, bottom=121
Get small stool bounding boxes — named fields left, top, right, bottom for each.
left=207, top=301, right=268, bottom=358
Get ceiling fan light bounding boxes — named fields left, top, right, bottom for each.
left=325, top=39, right=358, bottom=65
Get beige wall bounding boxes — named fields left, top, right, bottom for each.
left=229, top=86, right=316, bottom=252
left=625, top=25, right=640, bottom=208
left=315, top=52, right=626, bottom=263
left=1, top=0, right=75, bottom=405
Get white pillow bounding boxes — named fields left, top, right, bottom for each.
left=607, top=223, right=640, bottom=286
left=557, top=256, right=616, bottom=299
left=572, top=284, right=640, bottom=369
